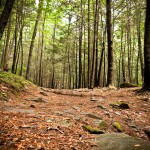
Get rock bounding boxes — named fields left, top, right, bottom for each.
left=30, top=104, right=36, bottom=108
left=58, top=119, right=72, bottom=127
left=98, top=120, right=108, bottom=130
left=143, top=127, right=150, bottom=140
left=113, top=122, right=123, bottom=132
left=91, top=97, right=105, bottom=102
left=39, top=91, right=48, bottom=96
left=110, top=102, right=129, bottom=109
left=86, top=113, right=102, bottom=120
left=92, top=133, right=150, bottom=150
left=72, top=106, right=80, bottom=111
left=82, top=125, right=104, bottom=134
left=74, top=116, right=81, bottom=121
left=120, top=82, right=139, bottom=88
left=65, top=109, right=75, bottom=115
left=25, top=97, right=47, bottom=103
left=81, top=111, right=89, bottom=115
left=54, top=111, right=64, bottom=116
left=46, top=119, right=54, bottom=123
left=97, top=105, right=106, bottom=110
left=2, top=107, right=36, bottom=114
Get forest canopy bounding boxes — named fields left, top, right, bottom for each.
left=0, top=0, right=146, bottom=89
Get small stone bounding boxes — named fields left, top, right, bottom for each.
left=99, top=120, right=108, bottom=130
left=54, top=111, right=63, bottom=116
left=39, top=91, right=48, bottom=96
left=30, top=104, right=36, bottom=108
left=72, top=106, right=80, bottom=111
left=65, top=109, right=75, bottom=115
left=97, top=105, right=106, bottom=110
left=115, top=111, right=121, bottom=115
left=91, top=97, right=105, bottom=102
left=74, top=116, right=81, bottom=121
left=86, top=113, right=102, bottom=120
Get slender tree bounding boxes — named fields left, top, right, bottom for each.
left=25, top=0, right=43, bottom=79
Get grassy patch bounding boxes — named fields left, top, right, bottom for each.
left=0, top=71, right=31, bottom=91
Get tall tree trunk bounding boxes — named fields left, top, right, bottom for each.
left=90, top=0, right=99, bottom=88
left=87, top=0, right=91, bottom=88
left=143, top=0, right=150, bottom=90
left=25, top=0, right=43, bottom=79
left=78, top=0, right=83, bottom=88
left=67, top=15, right=72, bottom=89
left=137, top=13, right=144, bottom=83
left=39, top=12, right=46, bottom=86
left=51, top=23, right=56, bottom=88
left=12, top=6, right=19, bottom=74
left=0, top=0, right=15, bottom=40
left=97, top=28, right=106, bottom=86
left=2, top=15, right=11, bottom=71
left=106, top=0, right=114, bottom=87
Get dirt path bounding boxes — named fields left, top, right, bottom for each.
left=0, top=86, right=149, bottom=149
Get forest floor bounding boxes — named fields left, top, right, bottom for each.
left=0, top=84, right=150, bottom=150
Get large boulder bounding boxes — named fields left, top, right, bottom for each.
left=92, top=133, right=150, bottom=150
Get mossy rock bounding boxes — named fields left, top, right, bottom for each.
left=110, top=102, right=129, bottom=109
left=0, top=71, right=31, bottom=91
left=99, top=120, right=108, bottom=130
left=82, top=125, right=104, bottom=134
left=113, top=122, right=123, bottom=132
left=120, top=82, right=139, bottom=88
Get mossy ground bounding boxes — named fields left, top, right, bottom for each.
left=0, top=71, right=31, bottom=92
left=120, top=82, right=139, bottom=88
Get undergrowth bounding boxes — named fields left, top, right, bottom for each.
left=0, top=71, right=31, bottom=92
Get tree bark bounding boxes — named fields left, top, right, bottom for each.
left=106, top=0, right=114, bottom=87
left=143, top=0, right=150, bottom=90
left=87, top=0, right=91, bottom=88
left=25, top=0, right=43, bottom=79
left=2, top=15, right=11, bottom=71
left=0, top=0, right=15, bottom=40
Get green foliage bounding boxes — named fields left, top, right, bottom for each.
left=0, top=71, right=31, bottom=91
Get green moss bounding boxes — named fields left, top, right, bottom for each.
left=120, top=82, right=139, bottom=88
left=99, top=120, right=108, bottom=130
left=113, top=122, right=123, bottom=132
left=0, top=71, right=31, bottom=91
left=82, top=125, right=104, bottom=134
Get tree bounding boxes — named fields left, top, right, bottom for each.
left=0, top=0, right=15, bottom=40
left=106, top=0, right=114, bottom=87
left=143, top=0, right=150, bottom=90
left=25, top=0, right=43, bottom=80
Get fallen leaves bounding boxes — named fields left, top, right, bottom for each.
left=0, top=87, right=149, bottom=149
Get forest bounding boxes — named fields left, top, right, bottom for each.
left=0, top=0, right=150, bottom=90
left=0, top=0, right=150, bottom=149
